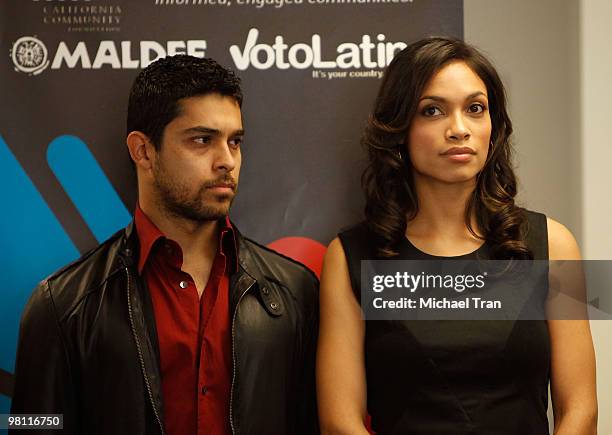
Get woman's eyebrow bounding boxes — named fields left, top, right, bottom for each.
left=419, top=91, right=487, bottom=102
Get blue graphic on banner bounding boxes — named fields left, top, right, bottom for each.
left=0, top=135, right=80, bottom=416
left=0, top=135, right=132, bottom=421
left=47, top=135, right=131, bottom=243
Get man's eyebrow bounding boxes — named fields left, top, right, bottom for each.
left=419, top=91, right=487, bottom=102
left=181, top=126, right=245, bottom=136
left=182, top=126, right=220, bottom=135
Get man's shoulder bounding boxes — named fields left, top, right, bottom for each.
left=240, top=236, right=319, bottom=297
left=31, top=227, right=128, bottom=318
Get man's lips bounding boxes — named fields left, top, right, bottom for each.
left=206, top=181, right=236, bottom=192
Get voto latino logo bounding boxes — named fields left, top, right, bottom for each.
left=10, top=36, right=50, bottom=76
left=230, top=28, right=407, bottom=71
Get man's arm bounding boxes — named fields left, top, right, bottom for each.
left=297, top=274, right=320, bottom=435
left=10, top=281, right=77, bottom=435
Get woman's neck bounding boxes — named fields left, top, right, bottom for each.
left=406, top=175, right=483, bottom=255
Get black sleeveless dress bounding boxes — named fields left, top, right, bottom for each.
left=338, top=211, right=551, bottom=435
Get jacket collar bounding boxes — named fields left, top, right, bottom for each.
left=120, top=221, right=283, bottom=317
left=231, top=226, right=285, bottom=317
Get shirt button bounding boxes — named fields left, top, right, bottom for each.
left=201, top=386, right=208, bottom=395
left=179, top=280, right=188, bottom=289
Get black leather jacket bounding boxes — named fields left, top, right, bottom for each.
left=10, top=222, right=319, bottom=435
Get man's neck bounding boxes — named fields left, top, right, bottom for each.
left=140, top=202, right=221, bottom=269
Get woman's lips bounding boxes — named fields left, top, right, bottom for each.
left=441, top=146, right=476, bottom=163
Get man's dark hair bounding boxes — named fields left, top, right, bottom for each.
left=127, top=55, right=243, bottom=149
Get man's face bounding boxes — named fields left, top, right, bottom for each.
left=151, top=93, right=243, bottom=222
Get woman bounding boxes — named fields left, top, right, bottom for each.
left=317, top=37, right=597, bottom=434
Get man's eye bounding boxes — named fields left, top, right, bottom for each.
left=422, top=106, right=442, bottom=117
left=194, top=136, right=211, bottom=144
left=468, top=103, right=485, bottom=114
left=229, top=138, right=242, bottom=149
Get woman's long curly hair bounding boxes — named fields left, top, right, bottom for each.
left=362, top=37, right=532, bottom=259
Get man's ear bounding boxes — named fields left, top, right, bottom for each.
left=126, top=131, right=155, bottom=171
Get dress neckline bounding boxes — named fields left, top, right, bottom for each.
left=400, top=236, right=488, bottom=259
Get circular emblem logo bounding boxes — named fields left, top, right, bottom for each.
left=10, top=36, right=50, bottom=76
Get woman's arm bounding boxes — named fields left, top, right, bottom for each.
left=547, top=217, right=598, bottom=435
left=317, top=238, right=370, bottom=435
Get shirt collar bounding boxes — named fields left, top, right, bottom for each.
left=134, top=205, right=238, bottom=275
left=134, top=205, right=165, bottom=274
left=219, top=215, right=239, bottom=274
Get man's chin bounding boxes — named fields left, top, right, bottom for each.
left=163, top=200, right=231, bottom=222
left=187, top=210, right=229, bottom=222
left=197, top=202, right=231, bottom=220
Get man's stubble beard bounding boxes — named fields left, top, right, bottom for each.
left=152, top=160, right=237, bottom=223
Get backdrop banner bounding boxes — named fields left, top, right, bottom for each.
left=0, top=0, right=463, bottom=413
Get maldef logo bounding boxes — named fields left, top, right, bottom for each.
left=9, top=37, right=207, bottom=75
left=10, top=36, right=50, bottom=76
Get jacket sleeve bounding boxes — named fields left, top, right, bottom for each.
left=10, top=281, right=77, bottom=435
left=297, top=276, right=320, bottom=435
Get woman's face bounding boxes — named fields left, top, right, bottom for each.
left=406, top=60, right=492, bottom=185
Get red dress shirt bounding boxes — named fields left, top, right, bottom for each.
left=135, top=206, right=237, bottom=435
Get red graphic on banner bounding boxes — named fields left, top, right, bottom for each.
left=267, top=237, right=327, bottom=278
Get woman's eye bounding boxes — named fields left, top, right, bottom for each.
left=468, top=103, right=485, bottom=114
left=422, top=106, right=442, bottom=117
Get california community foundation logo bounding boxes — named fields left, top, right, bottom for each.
left=10, top=36, right=50, bottom=75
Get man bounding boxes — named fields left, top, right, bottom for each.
left=11, top=55, right=319, bottom=435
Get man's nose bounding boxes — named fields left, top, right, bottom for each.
left=213, top=142, right=237, bottom=173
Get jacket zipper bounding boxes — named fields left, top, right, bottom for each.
left=229, top=279, right=255, bottom=435
left=125, top=267, right=166, bottom=435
